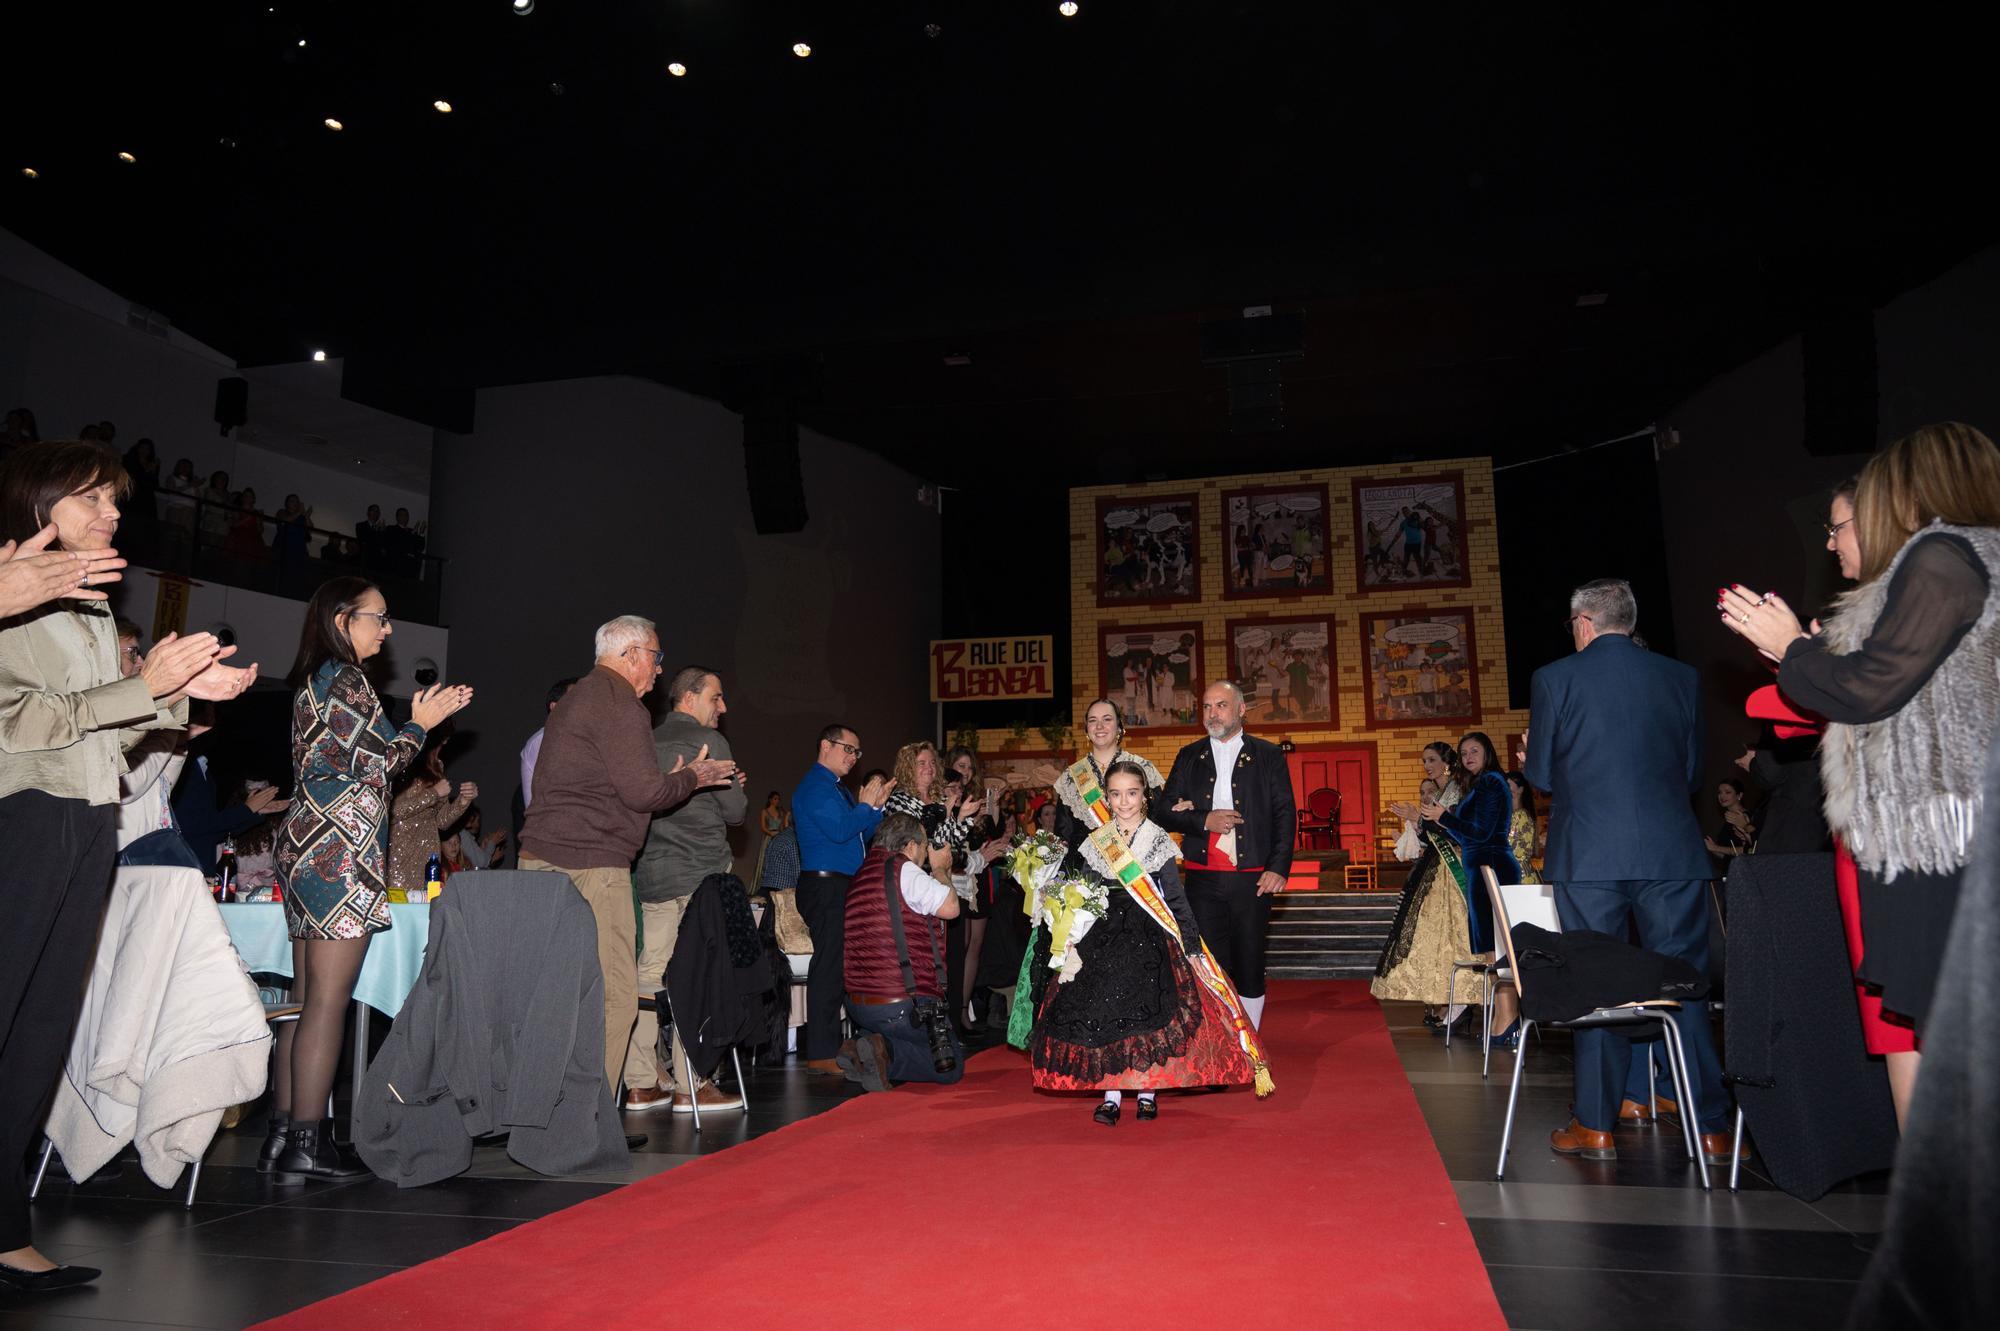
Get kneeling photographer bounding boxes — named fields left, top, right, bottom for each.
left=841, top=813, right=964, bottom=1090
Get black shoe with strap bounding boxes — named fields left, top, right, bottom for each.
left=1093, top=1100, right=1120, bottom=1127
left=272, top=1122, right=369, bottom=1181
left=1136, top=1096, right=1158, bottom=1121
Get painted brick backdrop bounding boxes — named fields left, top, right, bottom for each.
left=969, top=456, right=1529, bottom=851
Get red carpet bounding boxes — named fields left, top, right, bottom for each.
left=257, top=981, right=1503, bottom=1331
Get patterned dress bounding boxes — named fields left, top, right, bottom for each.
left=276, top=660, right=427, bottom=940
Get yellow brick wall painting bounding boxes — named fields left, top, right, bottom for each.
left=969, top=456, right=1529, bottom=847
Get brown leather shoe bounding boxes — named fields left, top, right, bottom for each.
left=672, top=1084, right=744, bottom=1113
left=622, top=1084, right=672, bottom=1114
left=803, top=1057, right=847, bottom=1076
left=1701, top=1132, right=1749, bottom=1165
left=1617, top=1097, right=1654, bottom=1125
left=1652, top=1095, right=1680, bottom=1120
left=1550, top=1118, right=1617, bottom=1160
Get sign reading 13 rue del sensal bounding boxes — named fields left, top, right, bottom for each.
left=929, top=636, right=1055, bottom=702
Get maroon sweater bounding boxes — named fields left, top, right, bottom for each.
left=520, top=666, right=699, bottom=869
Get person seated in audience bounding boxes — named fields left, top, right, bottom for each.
left=172, top=706, right=290, bottom=874
left=455, top=804, right=507, bottom=869
left=113, top=618, right=201, bottom=869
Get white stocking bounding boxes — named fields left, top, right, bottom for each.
left=1243, top=994, right=1266, bottom=1030
left=1102, top=1090, right=1123, bottom=1107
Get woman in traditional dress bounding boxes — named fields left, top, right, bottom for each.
left=1053, top=698, right=1163, bottom=851
left=1372, top=742, right=1474, bottom=1026
left=1028, top=762, right=1253, bottom=1124
left=1422, top=731, right=1522, bottom=1044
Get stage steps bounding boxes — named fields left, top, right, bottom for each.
left=1264, top=890, right=1398, bottom=981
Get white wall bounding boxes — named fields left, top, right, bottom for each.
left=0, top=264, right=429, bottom=541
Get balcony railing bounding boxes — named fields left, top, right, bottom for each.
left=118, top=493, right=447, bottom=626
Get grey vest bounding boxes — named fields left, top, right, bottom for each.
left=1818, top=521, right=2000, bottom=878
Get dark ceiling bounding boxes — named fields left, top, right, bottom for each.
left=4, top=2, right=1995, bottom=487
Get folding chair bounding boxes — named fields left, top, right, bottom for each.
left=1485, top=867, right=1711, bottom=1190
left=614, top=993, right=749, bottom=1133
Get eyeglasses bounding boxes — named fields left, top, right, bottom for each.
left=830, top=740, right=862, bottom=757
left=351, top=611, right=392, bottom=629
left=625, top=646, right=665, bottom=667
left=1824, top=518, right=1855, bottom=539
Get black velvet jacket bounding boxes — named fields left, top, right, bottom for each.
left=1154, top=732, right=1297, bottom=876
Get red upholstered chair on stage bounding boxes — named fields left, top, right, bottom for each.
left=1295, top=787, right=1341, bottom=850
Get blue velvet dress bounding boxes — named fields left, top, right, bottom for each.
left=1435, top=770, right=1521, bottom=953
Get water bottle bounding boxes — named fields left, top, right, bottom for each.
left=216, top=837, right=238, bottom=903
left=424, top=851, right=442, bottom=903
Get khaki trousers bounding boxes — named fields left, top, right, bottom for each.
left=624, top=896, right=697, bottom=1093
left=522, top=855, right=635, bottom=1089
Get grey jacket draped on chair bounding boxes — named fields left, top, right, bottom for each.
left=356, top=871, right=628, bottom=1187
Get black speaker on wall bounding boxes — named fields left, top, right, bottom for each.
left=213, top=376, right=248, bottom=435
left=1801, top=309, right=1877, bottom=457
left=743, top=406, right=808, bottom=534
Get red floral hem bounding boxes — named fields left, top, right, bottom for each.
left=1032, top=979, right=1255, bottom=1092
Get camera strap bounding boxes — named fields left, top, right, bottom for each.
left=882, top=855, right=945, bottom=1003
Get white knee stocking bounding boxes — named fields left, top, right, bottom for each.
left=1103, top=1089, right=1123, bottom=1107
left=1243, top=993, right=1266, bottom=1029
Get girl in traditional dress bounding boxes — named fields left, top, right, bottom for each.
left=1028, top=762, right=1253, bottom=1124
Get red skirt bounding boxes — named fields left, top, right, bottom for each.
left=1834, top=839, right=1918, bottom=1056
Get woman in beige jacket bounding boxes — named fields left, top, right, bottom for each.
left=0, top=441, right=255, bottom=1294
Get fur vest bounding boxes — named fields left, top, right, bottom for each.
left=1817, top=521, right=2000, bottom=878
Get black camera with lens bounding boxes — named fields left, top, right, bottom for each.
left=912, top=998, right=958, bottom=1075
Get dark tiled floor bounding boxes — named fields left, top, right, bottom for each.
left=1384, top=1002, right=1886, bottom=1330
left=3, top=1041, right=878, bottom=1330
left=8, top=1004, right=1891, bottom=1330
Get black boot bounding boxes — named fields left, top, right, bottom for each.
left=272, top=1121, right=368, bottom=1181
left=256, top=1113, right=290, bottom=1174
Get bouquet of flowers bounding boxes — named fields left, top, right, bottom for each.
left=1039, top=875, right=1110, bottom=982
left=1003, top=828, right=1068, bottom=896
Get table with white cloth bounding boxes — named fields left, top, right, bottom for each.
left=217, top=901, right=432, bottom=1128
left=44, top=867, right=272, bottom=1186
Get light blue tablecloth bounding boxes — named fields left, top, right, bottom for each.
left=217, top=902, right=431, bottom=1018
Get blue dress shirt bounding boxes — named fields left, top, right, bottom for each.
left=791, top=763, right=882, bottom=874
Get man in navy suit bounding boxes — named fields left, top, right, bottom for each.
left=1525, top=578, right=1737, bottom=1165
left=1155, top=681, right=1297, bottom=1029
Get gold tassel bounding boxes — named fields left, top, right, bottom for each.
left=1253, top=1062, right=1275, bottom=1098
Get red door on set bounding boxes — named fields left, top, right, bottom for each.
left=1285, top=745, right=1379, bottom=856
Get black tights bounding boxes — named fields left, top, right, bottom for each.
left=272, top=935, right=371, bottom=1126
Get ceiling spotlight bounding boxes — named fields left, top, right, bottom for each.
left=297, top=39, right=307, bottom=47
left=311, top=350, right=327, bottom=362
left=116, top=151, right=136, bottom=164
left=1060, top=2, right=1079, bottom=15
left=667, top=62, right=686, bottom=77
left=324, top=117, right=344, bottom=131
left=511, top=0, right=534, bottom=14
left=925, top=23, right=941, bottom=37
left=548, top=81, right=565, bottom=95
left=20, top=167, right=37, bottom=179
left=792, top=42, right=811, bottom=57
left=432, top=99, right=453, bottom=113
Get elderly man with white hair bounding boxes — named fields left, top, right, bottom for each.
left=520, top=615, right=738, bottom=1091
left=1154, top=679, right=1297, bottom=1029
